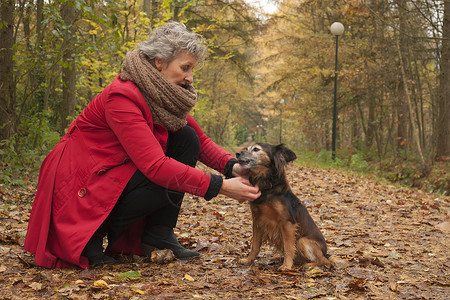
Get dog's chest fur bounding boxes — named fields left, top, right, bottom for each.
left=250, top=197, right=297, bottom=252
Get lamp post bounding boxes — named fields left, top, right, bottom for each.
left=279, top=99, right=285, bottom=144
left=330, top=22, right=344, bottom=160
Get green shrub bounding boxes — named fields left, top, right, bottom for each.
left=350, top=153, right=368, bottom=171
left=0, top=113, right=61, bottom=186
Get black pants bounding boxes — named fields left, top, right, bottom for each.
left=103, top=125, right=200, bottom=245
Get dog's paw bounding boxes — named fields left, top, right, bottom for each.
left=303, top=262, right=318, bottom=269
left=279, top=264, right=293, bottom=272
left=238, top=258, right=254, bottom=265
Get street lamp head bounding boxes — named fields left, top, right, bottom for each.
left=330, top=22, right=345, bottom=36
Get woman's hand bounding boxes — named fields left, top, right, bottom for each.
left=219, top=177, right=260, bottom=203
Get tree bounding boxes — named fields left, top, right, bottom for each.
left=59, top=0, right=78, bottom=132
left=0, top=0, right=446, bottom=190
left=0, top=0, right=16, bottom=141
left=254, top=0, right=442, bottom=169
left=185, top=0, right=260, bottom=145
left=437, top=0, right=450, bottom=158
left=396, top=0, right=410, bottom=153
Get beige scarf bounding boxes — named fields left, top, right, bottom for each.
left=120, top=49, right=197, bottom=132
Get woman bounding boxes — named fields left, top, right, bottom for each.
left=24, top=22, right=260, bottom=269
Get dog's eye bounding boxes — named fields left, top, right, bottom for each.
left=252, top=148, right=260, bottom=152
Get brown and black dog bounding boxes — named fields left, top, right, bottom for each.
left=236, top=143, right=330, bottom=271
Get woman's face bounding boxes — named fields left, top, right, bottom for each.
left=155, top=52, right=197, bottom=87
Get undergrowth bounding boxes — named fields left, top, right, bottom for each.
left=1, top=130, right=449, bottom=197
left=297, top=150, right=449, bottom=195
left=0, top=114, right=60, bottom=187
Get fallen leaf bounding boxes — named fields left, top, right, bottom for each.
left=117, top=270, right=142, bottom=280
left=435, top=221, right=450, bottom=233
left=29, top=282, right=42, bottom=291
left=151, top=249, right=175, bottom=264
left=347, top=267, right=375, bottom=281
left=132, top=289, right=145, bottom=294
left=93, top=280, right=109, bottom=289
left=0, top=164, right=449, bottom=299
left=371, top=257, right=385, bottom=267
left=346, top=278, right=367, bottom=294
left=79, top=268, right=96, bottom=279
left=184, top=274, right=195, bottom=282
left=0, top=247, right=11, bottom=254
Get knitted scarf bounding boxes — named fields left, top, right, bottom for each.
left=120, top=49, right=197, bottom=132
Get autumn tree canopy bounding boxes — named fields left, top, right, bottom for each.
left=0, top=0, right=448, bottom=190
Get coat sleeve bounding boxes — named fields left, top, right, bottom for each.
left=186, top=115, right=235, bottom=175
left=104, top=89, right=212, bottom=197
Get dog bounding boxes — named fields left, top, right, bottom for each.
left=236, top=143, right=330, bottom=271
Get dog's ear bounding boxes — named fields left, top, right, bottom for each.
left=275, top=144, right=297, bottom=163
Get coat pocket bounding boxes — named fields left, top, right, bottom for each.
left=53, top=167, right=89, bottom=215
left=93, top=154, right=131, bottom=176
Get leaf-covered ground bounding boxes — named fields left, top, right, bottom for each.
left=0, top=164, right=448, bottom=299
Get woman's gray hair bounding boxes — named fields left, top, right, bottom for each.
left=138, top=22, right=207, bottom=65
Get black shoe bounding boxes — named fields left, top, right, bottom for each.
left=142, top=225, right=200, bottom=260
left=85, top=253, right=116, bottom=266
left=82, top=232, right=116, bottom=266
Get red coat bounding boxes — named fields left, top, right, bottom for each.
left=24, top=76, right=233, bottom=269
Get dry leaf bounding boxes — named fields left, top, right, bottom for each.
left=0, top=163, right=448, bottom=299
left=184, top=274, right=195, bottom=282
left=435, top=221, right=450, bottom=233
left=151, top=249, right=175, bottom=264
left=29, top=282, right=42, bottom=291
left=93, top=280, right=109, bottom=289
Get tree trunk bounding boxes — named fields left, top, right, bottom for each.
left=366, top=94, right=376, bottom=149
left=0, top=0, right=16, bottom=141
left=396, top=0, right=409, bottom=153
left=172, top=0, right=180, bottom=21
left=365, top=0, right=377, bottom=150
left=151, top=0, right=159, bottom=27
left=351, top=104, right=359, bottom=151
left=35, top=0, right=45, bottom=112
left=60, top=0, right=77, bottom=133
left=396, top=38, right=428, bottom=172
left=437, top=0, right=450, bottom=158
left=143, top=0, right=151, bottom=15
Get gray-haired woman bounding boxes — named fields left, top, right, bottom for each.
left=24, top=22, right=260, bottom=269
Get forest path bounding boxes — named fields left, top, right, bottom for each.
left=0, top=164, right=448, bottom=299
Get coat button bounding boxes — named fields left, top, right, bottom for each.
left=97, top=169, right=106, bottom=175
left=78, top=188, right=86, bottom=197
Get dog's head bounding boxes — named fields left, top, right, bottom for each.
left=236, top=143, right=297, bottom=180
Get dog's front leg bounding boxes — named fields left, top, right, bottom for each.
left=243, top=223, right=263, bottom=265
left=279, top=222, right=296, bottom=271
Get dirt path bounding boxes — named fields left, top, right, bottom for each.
left=0, top=164, right=448, bottom=299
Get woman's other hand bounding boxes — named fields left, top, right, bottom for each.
left=219, top=177, right=260, bottom=203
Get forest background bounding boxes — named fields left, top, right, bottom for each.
left=0, top=0, right=449, bottom=193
